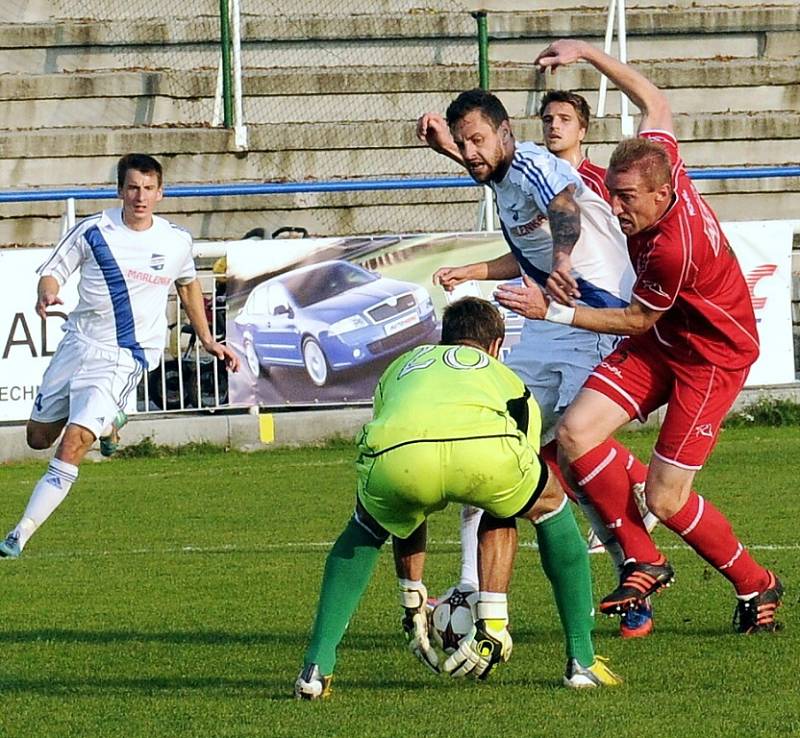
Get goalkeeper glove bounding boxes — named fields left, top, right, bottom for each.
left=443, top=595, right=512, bottom=680
left=399, top=580, right=440, bottom=674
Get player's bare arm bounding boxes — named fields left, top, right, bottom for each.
left=546, top=184, right=581, bottom=304
left=433, top=252, right=520, bottom=291
left=392, top=521, right=427, bottom=581
left=572, top=297, right=662, bottom=336
left=176, top=279, right=241, bottom=372
left=495, top=276, right=661, bottom=335
left=477, top=513, right=517, bottom=593
left=392, top=521, right=440, bottom=674
left=35, top=275, right=63, bottom=319
left=535, top=39, right=673, bottom=134
left=445, top=511, right=515, bottom=680
left=416, top=111, right=466, bottom=166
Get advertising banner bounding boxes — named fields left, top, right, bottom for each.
left=225, top=233, right=513, bottom=407
left=225, top=223, right=795, bottom=408
left=0, top=249, right=78, bottom=422
left=0, top=220, right=793, bottom=421
left=722, top=221, right=795, bottom=386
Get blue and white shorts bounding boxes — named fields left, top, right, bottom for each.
left=504, top=319, right=619, bottom=441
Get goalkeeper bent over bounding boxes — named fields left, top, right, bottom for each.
left=294, top=297, right=622, bottom=699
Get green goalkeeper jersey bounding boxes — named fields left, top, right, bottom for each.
left=359, top=343, right=541, bottom=453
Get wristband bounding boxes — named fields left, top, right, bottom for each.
left=399, top=580, right=426, bottom=610
left=544, top=301, right=576, bottom=325
left=477, top=593, right=508, bottom=622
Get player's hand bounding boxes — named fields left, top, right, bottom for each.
left=35, top=292, right=64, bottom=319
left=546, top=251, right=580, bottom=306
left=203, top=340, right=241, bottom=372
left=534, top=39, right=589, bottom=73
left=433, top=265, right=474, bottom=291
left=399, top=581, right=440, bottom=674
left=443, top=619, right=513, bottom=680
left=494, top=274, right=548, bottom=320
left=400, top=582, right=440, bottom=674
left=416, top=112, right=453, bottom=154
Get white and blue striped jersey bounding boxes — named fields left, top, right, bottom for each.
left=37, top=208, right=196, bottom=369
left=492, top=142, right=634, bottom=308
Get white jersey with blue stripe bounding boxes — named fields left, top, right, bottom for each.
left=492, top=142, right=635, bottom=308
left=37, top=208, right=196, bottom=369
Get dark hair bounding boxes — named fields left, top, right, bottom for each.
left=117, top=154, right=163, bottom=189
left=445, top=88, right=509, bottom=130
left=538, top=90, right=591, bottom=130
left=608, top=137, right=671, bottom=190
left=441, top=297, right=505, bottom=351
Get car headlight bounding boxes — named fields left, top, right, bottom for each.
left=329, top=314, right=369, bottom=336
left=413, top=286, right=434, bottom=315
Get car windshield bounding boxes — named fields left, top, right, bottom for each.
left=282, top=262, right=377, bottom=307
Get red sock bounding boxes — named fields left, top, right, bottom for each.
left=540, top=440, right=577, bottom=503
left=608, top=439, right=648, bottom=489
left=569, top=440, right=661, bottom=563
left=663, top=492, right=770, bottom=596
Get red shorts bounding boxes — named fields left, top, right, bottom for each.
left=584, top=333, right=749, bottom=470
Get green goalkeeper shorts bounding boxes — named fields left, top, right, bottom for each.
left=356, top=433, right=544, bottom=539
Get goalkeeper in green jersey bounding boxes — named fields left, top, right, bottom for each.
left=295, top=297, right=622, bottom=699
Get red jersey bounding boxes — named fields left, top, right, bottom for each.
left=627, top=130, right=759, bottom=369
left=577, top=158, right=610, bottom=202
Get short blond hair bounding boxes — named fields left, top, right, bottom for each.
left=608, top=137, right=671, bottom=191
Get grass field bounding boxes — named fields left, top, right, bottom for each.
left=0, top=426, right=797, bottom=738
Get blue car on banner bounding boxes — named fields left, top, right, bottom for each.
left=234, top=260, right=437, bottom=386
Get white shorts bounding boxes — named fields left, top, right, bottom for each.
left=504, top=319, right=619, bottom=441
left=31, top=331, right=143, bottom=438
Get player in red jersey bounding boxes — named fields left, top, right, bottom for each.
left=538, top=88, right=658, bottom=637
left=539, top=89, right=609, bottom=201
left=494, top=39, right=783, bottom=634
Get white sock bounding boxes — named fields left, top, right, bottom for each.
left=459, top=504, right=482, bottom=590
left=575, top=495, right=626, bottom=577
left=642, top=511, right=660, bottom=533
left=14, top=458, right=79, bottom=549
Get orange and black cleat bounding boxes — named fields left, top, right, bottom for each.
left=600, top=558, right=674, bottom=616
left=733, top=571, right=784, bottom=634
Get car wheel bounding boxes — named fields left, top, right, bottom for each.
left=302, top=337, right=329, bottom=386
left=243, top=334, right=261, bottom=377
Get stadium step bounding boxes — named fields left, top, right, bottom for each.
left=0, top=2, right=798, bottom=244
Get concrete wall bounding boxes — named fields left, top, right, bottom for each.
left=0, top=3, right=798, bottom=245
left=1, top=382, right=798, bottom=464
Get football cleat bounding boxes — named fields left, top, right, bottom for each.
left=563, top=656, right=623, bottom=688
left=619, top=599, right=653, bottom=639
left=0, top=531, right=21, bottom=559
left=99, top=410, right=128, bottom=458
left=294, top=663, right=333, bottom=700
left=733, top=572, right=784, bottom=634
left=600, top=558, right=674, bottom=615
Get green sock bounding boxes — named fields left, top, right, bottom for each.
left=304, top=517, right=384, bottom=675
left=535, top=503, right=596, bottom=668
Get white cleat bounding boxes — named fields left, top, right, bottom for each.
left=563, top=656, right=623, bottom=688
left=294, top=663, right=333, bottom=700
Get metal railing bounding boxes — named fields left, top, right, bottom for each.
left=3, top=167, right=799, bottom=414
left=2, top=167, right=799, bottom=207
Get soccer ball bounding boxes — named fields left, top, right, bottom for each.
left=430, top=585, right=478, bottom=654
